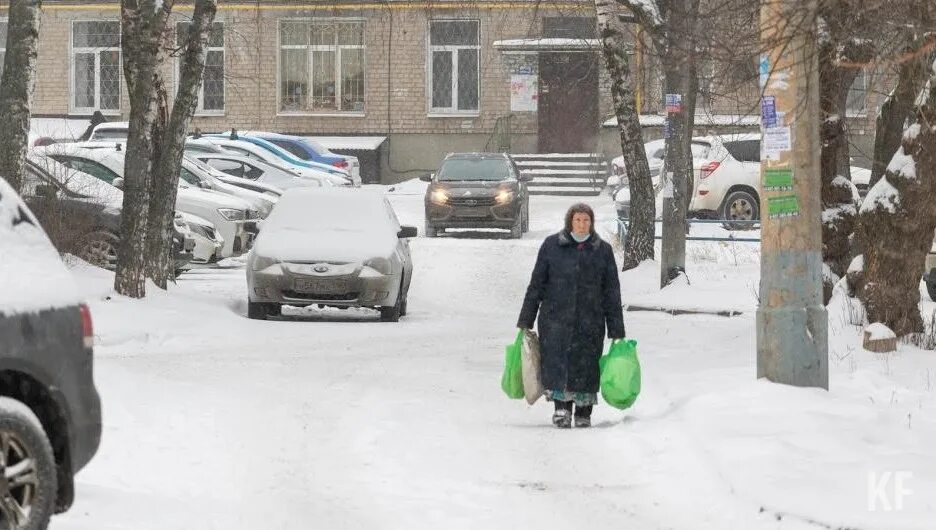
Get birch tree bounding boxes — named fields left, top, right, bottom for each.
left=114, top=0, right=171, bottom=298
left=618, top=0, right=700, bottom=284
left=0, top=0, right=41, bottom=193
left=146, top=0, right=218, bottom=288
left=596, top=0, right=654, bottom=269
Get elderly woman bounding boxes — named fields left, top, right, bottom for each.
left=517, top=203, right=625, bottom=428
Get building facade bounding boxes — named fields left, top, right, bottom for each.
left=6, top=1, right=882, bottom=182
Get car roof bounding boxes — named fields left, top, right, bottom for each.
left=443, top=152, right=511, bottom=161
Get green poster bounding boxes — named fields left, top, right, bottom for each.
left=767, top=195, right=800, bottom=218
left=764, top=167, right=794, bottom=191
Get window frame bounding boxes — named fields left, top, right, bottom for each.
left=846, top=69, right=869, bottom=118
left=175, top=20, right=226, bottom=116
left=276, top=18, right=367, bottom=117
left=427, top=19, right=481, bottom=117
left=70, top=20, right=122, bottom=115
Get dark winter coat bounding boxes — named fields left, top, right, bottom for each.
left=517, top=231, right=626, bottom=393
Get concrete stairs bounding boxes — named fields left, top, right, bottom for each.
left=513, top=153, right=609, bottom=196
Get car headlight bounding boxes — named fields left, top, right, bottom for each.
left=218, top=208, right=246, bottom=221
left=495, top=189, right=516, bottom=205
left=252, top=254, right=279, bottom=271
left=364, top=257, right=392, bottom=275
left=429, top=189, right=449, bottom=205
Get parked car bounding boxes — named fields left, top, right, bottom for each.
left=0, top=176, right=102, bottom=526
left=193, top=153, right=325, bottom=190
left=198, top=134, right=350, bottom=186
left=185, top=155, right=284, bottom=197
left=241, top=131, right=362, bottom=186
left=34, top=144, right=259, bottom=258
left=178, top=212, right=224, bottom=270
left=246, top=188, right=417, bottom=322
left=24, top=154, right=195, bottom=271
left=421, top=152, right=531, bottom=239
left=88, top=120, right=129, bottom=141
left=179, top=156, right=278, bottom=218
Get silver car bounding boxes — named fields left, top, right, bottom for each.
left=246, top=188, right=416, bottom=321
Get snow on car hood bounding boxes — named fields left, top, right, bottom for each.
left=253, top=226, right=397, bottom=264
left=177, top=186, right=253, bottom=211
left=0, top=178, right=81, bottom=316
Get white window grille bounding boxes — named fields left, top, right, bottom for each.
left=177, top=21, right=225, bottom=113
left=71, top=21, right=121, bottom=113
left=279, top=19, right=365, bottom=113
left=428, top=19, right=480, bottom=113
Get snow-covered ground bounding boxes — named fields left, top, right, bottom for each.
left=56, top=182, right=934, bottom=530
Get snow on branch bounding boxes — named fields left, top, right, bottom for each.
left=617, top=0, right=665, bottom=43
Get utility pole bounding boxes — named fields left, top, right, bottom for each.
left=756, top=0, right=828, bottom=389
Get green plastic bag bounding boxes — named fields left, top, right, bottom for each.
left=598, top=339, right=641, bottom=410
left=501, top=330, right=525, bottom=399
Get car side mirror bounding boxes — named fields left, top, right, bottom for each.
left=418, top=173, right=433, bottom=183
left=398, top=226, right=418, bottom=238
left=113, top=177, right=124, bottom=189
left=518, top=172, right=533, bottom=183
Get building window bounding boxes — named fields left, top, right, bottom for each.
left=279, top=20, right=365, bottom=113
left=846, top=69, right=868, bottom=116
left=428, top=20, right=480, bottom=113
left=177, top=21, right=225, bottom=113
left=71, top=21, right=121, bottom=113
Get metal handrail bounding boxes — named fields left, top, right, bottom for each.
left=617, top=217, right=761, bottom=244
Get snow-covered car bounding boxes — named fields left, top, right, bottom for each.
left=246, top=188, right=417, bottom=322
left=193, top=153, right=324, bottom=190
left=241, top=131, right=362, bottom=186
left=178, top=212, right=224, bottom=269
left=0, top=176, right=102, bottom=526
left=179, top=156, right=278, bottom=218
left=185, top=155, right=284, bottom=197
left=24, top=154, right=195, bottom=271
left=33, top=144, right=259, bottom=258
left=198, top=134, right=349, bottom=186
left=88, top=120, right=129, bottom=141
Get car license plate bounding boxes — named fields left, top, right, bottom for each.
left=457, top=208, right=489, bottom=218
left=294, top=277, right=349, bottom=294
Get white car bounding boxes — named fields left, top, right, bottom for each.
left=609, top=139, right=666, bottom=188
left=193, top=153, right=324, bottom=191
left=33, top=144, right=259, bottom=258
left=179, top=156, right=278, bottom=218
left=246, top=188, right=417, bottom=322
left=197, top=136, right=347, bottom=186
left=240, top=131, right=362, bottom=187
left=178, top=213, right=224, bottom=267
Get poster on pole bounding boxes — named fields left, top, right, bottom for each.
left=665, top=93, right=682, bottom=113
left=767, top=195, right=800, bottom=219
left=764, top=167, right=794, bottom=191
left=510, top=74, right=537, bottom=112
left=762, top=126, right=792, bottom=160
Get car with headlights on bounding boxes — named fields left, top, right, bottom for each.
left=246, top=188, right=416, bottom=322
left=421, top=153, right=531, bottom=238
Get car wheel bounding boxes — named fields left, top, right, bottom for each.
left=267, top=304, right=282, bottom=318
left=425, top=221, right=437, bottom=238
left=721, top=190, right=760, bottom=230
left=0, top=397, right=57, bottom=530
left=926, top=279, right=936, bottom=303
left=399, top=296, right=408, bottom=317
left=380, top=281, right=405, bottom=322
left=521, top=201, right=530, bottom=233
left=77, top=231, right=120, bottom=271
left=247, top=301, right=268, bottom=320
left=510, top=215, right=522, bottom=239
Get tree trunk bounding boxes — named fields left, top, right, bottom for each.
left=144, top=69, right=170, bottom=285
left=818, top=38, right=872, bottom=303
left=660, top=56, right=693, bottom=284
left=0, top=0, right=41, bottom=193
left=146, top=0, right=218, bottom=288
left=595, top=0, right=654, bottom=270
left=870, top=44, right=931, bottom=189
left=114, top=0, right=170, bottom=298
left=858, top=66, right=936, bottom=338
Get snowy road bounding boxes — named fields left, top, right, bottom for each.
left=57, top=184, right=934, bottom=530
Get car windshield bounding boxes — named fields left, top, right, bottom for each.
left=92, top=129, right=128, bottom=140
left=437, top=158, right=511, bottom=181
